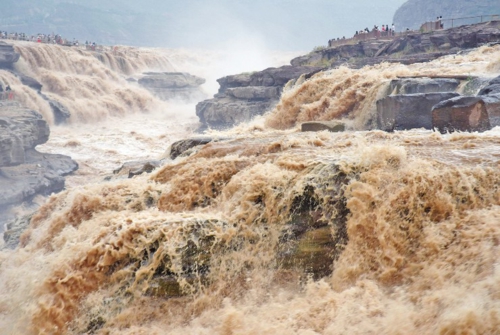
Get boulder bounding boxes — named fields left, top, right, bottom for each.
left=301, top=121, right=346, bottom=132
left=168, top=137, right=225, bottom=160
left=0, top=42, right=20, bottom=68
left=432, top=94, right=500, bottom=133
left=113, top=160, right=162, bottom=178
left=377, top=92, right=460, bottom=131
left=138, top=72, right=206, bottom=101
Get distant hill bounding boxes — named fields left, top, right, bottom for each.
left=0, top=0, right=407, bottom=50
left=393, top=0, right=500, bottom=31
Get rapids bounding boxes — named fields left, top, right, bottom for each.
left=1, top=43, right=500, bottom=334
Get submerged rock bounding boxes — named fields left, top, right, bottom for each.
left=301, top=121, right=346, bottom=132
left=113, top=160, right=162, bottom=178
left=278, top=164, right=353, bottom=279
left=2, top=212, right=34, bottom=249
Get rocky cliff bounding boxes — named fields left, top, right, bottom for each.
left=393, top=0, right=500, bottom=31
left=0, top=102, right=78, bottom=217
left=292, top=21, right=500, bottom=69
left=137, top=72, right=206, bottom=102
left=0, top=42, right=20, bottom=68
left=196, top=65, right=322, bottom=130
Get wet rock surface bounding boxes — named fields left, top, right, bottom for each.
left=388, top=78, right=461, bottom=95
left=432, top=95, right=500, bottom=133
left=377, top=92, right=460, bottom=131
left=143, top=163, right=356, bottom=298
left=113, top=160, right=162, bottom=178
left=138, top=72, right=206, bottom=102
left=2, top=212, right=34, bottom=249
left=432, top=75, right=500, bottom=132
left=301, top=121, right=346, bottom=132
left=196, top=65, right=323, bottom=130
left=168, top=137, right=227, bottom=159
left=0, top=42, right=20, bottom=68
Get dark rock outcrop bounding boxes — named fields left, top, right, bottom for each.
left=138, top=72, right=206, bottom=102
left=47, top=99, right=71, bottom=124
left=2, top=212, right=34, bottom=249
left=301, top=121, right=346, bottom=132
left=377, top=92, right=460, bottom=131
left=113, top=160, right=162, bottom=178
left=432, top=94, right=500, bottom=133
left=196, top=66, right=322, bottom=130
left=388, top=78, right=461, bottom=95
left=168, top=137, right=222, bottom=160
left=0, top=101, right=78, bottom=209
left=38, top=93, right=71, bottom=124
left=0, top=42, right=20, bottom=68
left=17, top=74, right=43, bottom=92
left=432, top=75, right=500, bottom=133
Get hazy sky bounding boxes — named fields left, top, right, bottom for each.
left=0, top=0, right=409, bottom=50
left=154, top=0, right=409, bottom=50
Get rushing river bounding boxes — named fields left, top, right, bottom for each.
left=0, top=41, right=500, bottom=334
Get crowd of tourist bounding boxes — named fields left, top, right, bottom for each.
left=355, top=23, right=396, bottom=37
left=328, top=15, right=447, bottom=46
left=0, top=31, right=100, bottom=51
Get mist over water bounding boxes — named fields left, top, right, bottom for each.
left=1, top=42, right=500, bottom=335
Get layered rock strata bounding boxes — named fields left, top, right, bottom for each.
left=377, top=92, right=460, bottom=131
left=0, top=101, right=78, bottom=210
left=196, top=66, right=322, bottom=130
left=375, top=78, right=462, bottom=131
left=138, top=72, right=206, bottom=102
